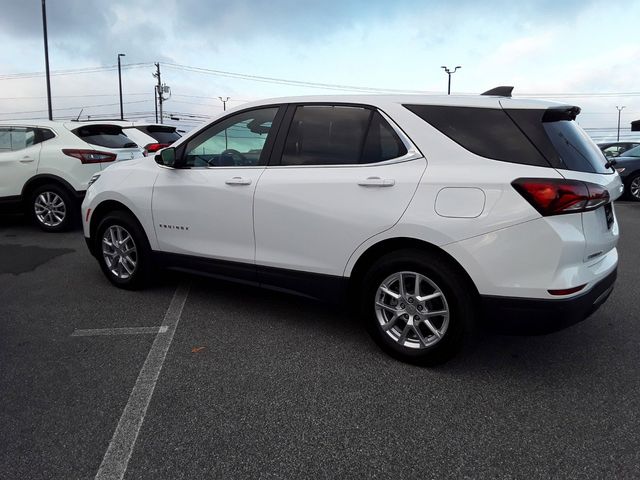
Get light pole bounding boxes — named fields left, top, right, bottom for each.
left=219, top=96, right=230, bottom=111
left=41, top=0, right=52, bottom=120
left=441, top=65, right=461, bottom=95
left=117, top=53, right=126, bottom=120
left=616, top=106, right=626, bottom=142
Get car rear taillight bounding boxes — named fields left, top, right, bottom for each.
left=143, top=143, right=170, bottom=156
left=62, top=149, right=116, bottom=164
left=512, top=178, right=610, bottom=216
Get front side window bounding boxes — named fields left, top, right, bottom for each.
left=622, top=145, right=640, bottom=158
left=184, top=107, right=278, bottom=167
left=0, top=127, right=36, bottom=152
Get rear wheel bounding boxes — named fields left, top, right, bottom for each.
left=360, top=249, right=475, bottom=366
left=627, top=173, right=640, bottom=201
left=30, top=184, right=75, bottom=232
left=95, top=211, right=152, bottom=289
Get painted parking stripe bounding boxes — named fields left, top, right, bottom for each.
left=95, top=283, right=190, bottom=480
left=71, top=326, right=169, bottom=337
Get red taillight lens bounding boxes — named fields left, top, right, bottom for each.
left=512, top=178, right=610, bottom=216
left=62, top=149, right=116, bottom=164
left=548, top=284, right=586, bottom=296
left=144, top=143, right=169, bottom=156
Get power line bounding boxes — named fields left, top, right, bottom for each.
left=0, top=63, right=153, bottom=80
left=0, top=99, right=150, bottom=116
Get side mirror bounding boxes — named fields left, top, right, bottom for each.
left=155, top=147, right=176, bottom=167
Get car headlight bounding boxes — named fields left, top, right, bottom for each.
left=87, top=173, right=101, bottom=188
left=616, top=167, right=625, bottom=173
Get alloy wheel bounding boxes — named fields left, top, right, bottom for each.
left=102, top=225, right=138, bottom=280
left=631, top=177, right=640, bottom=200
left=34, top=191, right=66, bottom=227
left=374, top=271, right=450, bottom=349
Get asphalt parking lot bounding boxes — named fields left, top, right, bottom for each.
left=1, top=204, right=639, bottom=480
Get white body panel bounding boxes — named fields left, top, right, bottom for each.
left=254, top=158, right=426, bottom=275
left=152, top=166, right=264, bottom=262
left=0, top=142, right=41, bottom=197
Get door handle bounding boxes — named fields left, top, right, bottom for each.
left=20, top=156, right=34, bottom=163
left=225, top=176, right=252, bottom=186
left=358, top=176, right=395, bottom=187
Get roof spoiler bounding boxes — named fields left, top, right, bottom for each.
left=481, top=86, right=514, bottom=97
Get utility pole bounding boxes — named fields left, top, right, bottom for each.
left=41, top=0, right=52, bottom=120
left=616, top=106, right=626, bottom=142
left=117, top=53, right=126, bottom=120
left=219, top=96, right=230, bottom=111
left=154, top=86, right=158, bottom=123
left=153, top=63, right=170, bottom=124
left=441, top=65, right=462, bottom=95
left=153, top=63, right=164, bottom=124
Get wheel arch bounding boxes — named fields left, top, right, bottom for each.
left=89, top=200, right=150, bottom=257
left=22, top=174, right=80, bottom=202
left=347, top=237, right=480, bottom=301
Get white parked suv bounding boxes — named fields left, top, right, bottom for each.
left=0, top=120, right=144, bottom=231
left=81, top=90, right=622, bottom=364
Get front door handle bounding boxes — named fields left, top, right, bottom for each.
left=20, top=156, right=34, bottom=163
left=358, top=176, right=395, bottom=187
left=225, top=176, right=252, bottom=186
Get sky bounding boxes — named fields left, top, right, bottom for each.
left=0, top=0, right=638, bottom=139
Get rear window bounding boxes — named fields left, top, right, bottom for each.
left=135, top=125, right=181, bottom=144
left=621, top=145, right=640, bottom=158
left=404, top=105, right=549, bottom=167
left=73, top=125, right=138, bottom=149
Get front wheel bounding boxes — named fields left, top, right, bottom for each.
left=95, top=211, right=152, bottom=289
left=360, top=250, right=476, bottom=366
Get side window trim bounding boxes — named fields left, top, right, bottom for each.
left=176, top=105, right=286, bottom=169
left=268, top=103, right=422, bottom=168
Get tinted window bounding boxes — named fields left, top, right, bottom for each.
left=0, top=127, right=36, bottom=152
left=135, top=125, right=181, bottom=144
left=282, top=106, right=371, bottom=166
left=37, top=128, right=55, bottom=143
left=362, top=112, right=407, bottom=163
left=184, top=107, right=278, bottom=167
left=542, top=121, right=609, bottom=173
left=74, top=125, right=138, bottom=149
left=405, top=104, right=549, bottom=167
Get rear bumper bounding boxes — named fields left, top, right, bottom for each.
left=481, top=268, right=617, bottom=334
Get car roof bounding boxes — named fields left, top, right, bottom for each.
left=233, top=94, right=571, bottom=111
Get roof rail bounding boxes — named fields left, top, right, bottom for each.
left=481, top=86, right=514, bottom=97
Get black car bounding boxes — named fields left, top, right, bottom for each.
left=598, top=141, right=640, bottom=158
left=612, top=145, right=640, bottom=200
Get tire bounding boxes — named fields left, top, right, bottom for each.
left=94, top=210, right=152, bottom=290
left=30, top=184, right=75, bottom=232
left=360, top=249, right=476, bottom=366
left=626, top=173, right=640, bottom=201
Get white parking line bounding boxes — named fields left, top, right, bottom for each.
left=72, top=326, right=168, bottom=337
left=95, top=283, right=190, bottom=480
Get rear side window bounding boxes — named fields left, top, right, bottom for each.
left=135, top=125, right=181, bottom=144
left=362, top=112, right=407, bottom=163
left=404, top=105, right=549, bottom=167
left=281, top=106, right=407, bottom=166
left=0, top=127, right=36, bottom=152
left=73, top=125, right=138, bottom=149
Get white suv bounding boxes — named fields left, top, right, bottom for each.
left=81, top=90, right=622, bottom=365
left=0, top=121, right=144, bottom=231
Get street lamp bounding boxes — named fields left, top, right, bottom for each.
left=616, top=106, right=626, bottom=142
left=441, top=65, right=462, bottom=95
left=41, top=0, right=52, bottom=120
left=118, top=53, right=126, bottom=120
left=219, top=96, right=230, bottom=111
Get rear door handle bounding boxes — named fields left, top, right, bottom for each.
left=20, top=156, right=34, bottom=163
left=225, top=176, right=252, bottom=186
left=358, top=176, right=395, bottom=187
